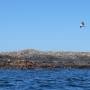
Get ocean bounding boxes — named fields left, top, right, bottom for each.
left=0, top=68, right=90, bottom=90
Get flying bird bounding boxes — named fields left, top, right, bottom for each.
left=80, top=21, right=85, bottom=28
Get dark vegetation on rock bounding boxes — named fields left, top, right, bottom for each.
left=0, top=49, right=90, bottom=69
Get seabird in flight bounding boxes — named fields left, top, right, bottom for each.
left=80, top=21, right=85, bottom=28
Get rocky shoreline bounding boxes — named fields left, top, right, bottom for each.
left=0, top=49, right=90, bottom=69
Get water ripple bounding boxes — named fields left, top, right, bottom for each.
left=0, top=68, right=90, bottom=90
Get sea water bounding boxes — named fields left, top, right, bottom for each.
left=0, top=68, right=90, bottom=90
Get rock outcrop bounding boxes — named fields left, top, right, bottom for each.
left=0, top=49, right=90, bottom=69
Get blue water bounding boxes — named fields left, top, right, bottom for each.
left=0, top=68, right=90, bottom=90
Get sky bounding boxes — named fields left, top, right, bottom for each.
left=0, top=0, right=90, bottom=52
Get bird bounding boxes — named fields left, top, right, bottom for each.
left=80, top=21, right=85, bottom=28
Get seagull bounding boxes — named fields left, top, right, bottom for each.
left=80, top=21, right=85, bottom=28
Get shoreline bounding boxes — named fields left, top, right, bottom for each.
left=0, top=49, right=90, bottom=69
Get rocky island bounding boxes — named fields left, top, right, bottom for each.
left=0, top=49, right=90, bottom=69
